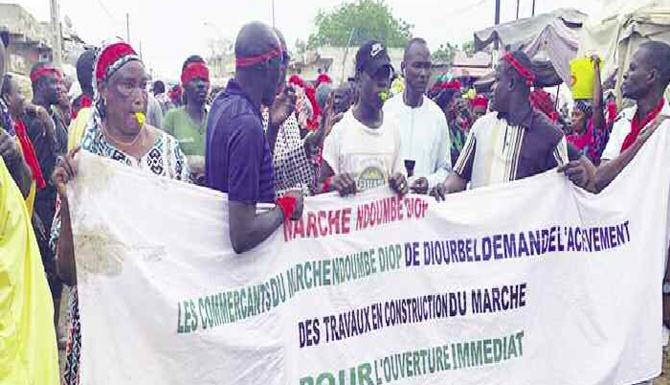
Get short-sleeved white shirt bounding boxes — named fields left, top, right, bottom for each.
left=323, top=110, right=404, bottom=191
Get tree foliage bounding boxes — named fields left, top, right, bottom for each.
left=461, top=40, right=476, bottom=57
left=433, top=43, right=458, bottom=66
left=432, top=40, right=478, bottom=67
left=307, top=0, right=413, bottom=49
left=295, top=39, right=308, bottom=55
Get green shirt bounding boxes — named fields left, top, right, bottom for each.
left=163, top=106, right=206, bottom=156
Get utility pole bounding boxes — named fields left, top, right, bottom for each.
left=49, top=0, right=62, bottom=67
left=494, top=0, right=501, bottom=50
left=532, top=0, right=536, bottom=17
left=126, top=13, right=130, bottom=44
left=271, top=0, right=276, bottom=28
left=516, top=0, right=520, bottom=19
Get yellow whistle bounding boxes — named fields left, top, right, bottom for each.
left=135, top=112, right=146, bottom=128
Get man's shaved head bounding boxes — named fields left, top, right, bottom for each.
left=234, top=21, right=280, bottom=69
left=639, top=41, right=670, bottom=89
left=404, top=37, right=428, bottom=62
left=234, top=21, right=283, bottom=106
left=622, top=40, right=670, bottom=100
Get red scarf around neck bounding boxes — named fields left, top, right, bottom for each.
left=14, top=119, right=46, bottom=189
left=620, top=98, right=665, bottom=153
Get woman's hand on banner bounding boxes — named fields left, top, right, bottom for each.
left=52, top=147, right=81, bottom=198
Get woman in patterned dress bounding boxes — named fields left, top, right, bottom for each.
left=50, top=42, right=190, bottom=385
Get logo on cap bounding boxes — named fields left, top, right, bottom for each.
left=370, top=43, right=384, bottom=58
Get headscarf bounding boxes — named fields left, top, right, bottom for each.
left=289, top=75, right=320, bottom=131
left=573, top=100, right=593, bottom=117
left=86, top=42, right=141, bottom=136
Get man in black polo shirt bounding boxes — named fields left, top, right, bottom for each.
left=432, top=50, right=586, bottom=198
left=206, top=22, right=303, bottom=254
left=23, top=61, right=68, bottom=313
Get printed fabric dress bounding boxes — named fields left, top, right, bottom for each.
left=51, top=122, right=190, bottom=385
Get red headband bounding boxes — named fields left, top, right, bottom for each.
left=96, top=42, right=138, bottom=85
left=504, top=52, right=535, bottom=87
left=30, top=67, right=61, bottom=83
left=442, top=79, right=461, bottom=90
left=235, top=48, right=281, bottom=68
left=316, top=74, right=332, bottom=86
left=471, top=95, right=489, bottom=109
left=181, top=62, right=210, bottom=85
left=288, top=75, right=306, bottom=89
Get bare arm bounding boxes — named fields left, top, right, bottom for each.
left=317, top=161, right=357, bottom=196
left=52, top=151, right=78, bottom=286
left=429, top=172, right=468, bottom=202
left=317, top=160, right=335, bottom=192
left=11, top=157, right=32, bottom=198
left=443, top=173, right=468, bottom=194
left=594, top=118, right=667, bottom=192
left=591, top=55, right=606, bottom=132
left=595, top=152, right=641, bottom=193
left=229, top=201, right=285, bottom=254
left=26, top=104, right=59, bottom=153
left=56, top=196, right=77, bottom=286
left=266, top=87, right=297, bottom=155
left=0, top=128, right=32, bottom=197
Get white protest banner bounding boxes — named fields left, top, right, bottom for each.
left=69, top=128, right=670, bottom=385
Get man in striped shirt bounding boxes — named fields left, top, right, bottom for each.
left=431, top=50, right=585, bottom=197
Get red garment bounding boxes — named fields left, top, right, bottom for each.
left=471, top=95, right=488, bottom=110
left=72, top=94, right=93, bottom=119
left=606, top=99, right=617, bottom=127
left=529, top=89, right=556, bottom=121
left=567, top=120, right=594, bottom=150
left=14, top=119, right=46, bottom=189
left=620, top=98, right=665, bottom=153
left=303, top=87, right=320, bottom=130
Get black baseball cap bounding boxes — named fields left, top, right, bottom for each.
left=355, top=40, right=393, bottom=76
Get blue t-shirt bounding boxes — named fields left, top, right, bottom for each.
left=205, top=80, right=276, bottom=204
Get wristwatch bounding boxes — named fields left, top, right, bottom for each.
left=663, top=282, right=670, bottom=296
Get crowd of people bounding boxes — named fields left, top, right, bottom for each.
left=3, top=19, right=670, bottom=384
